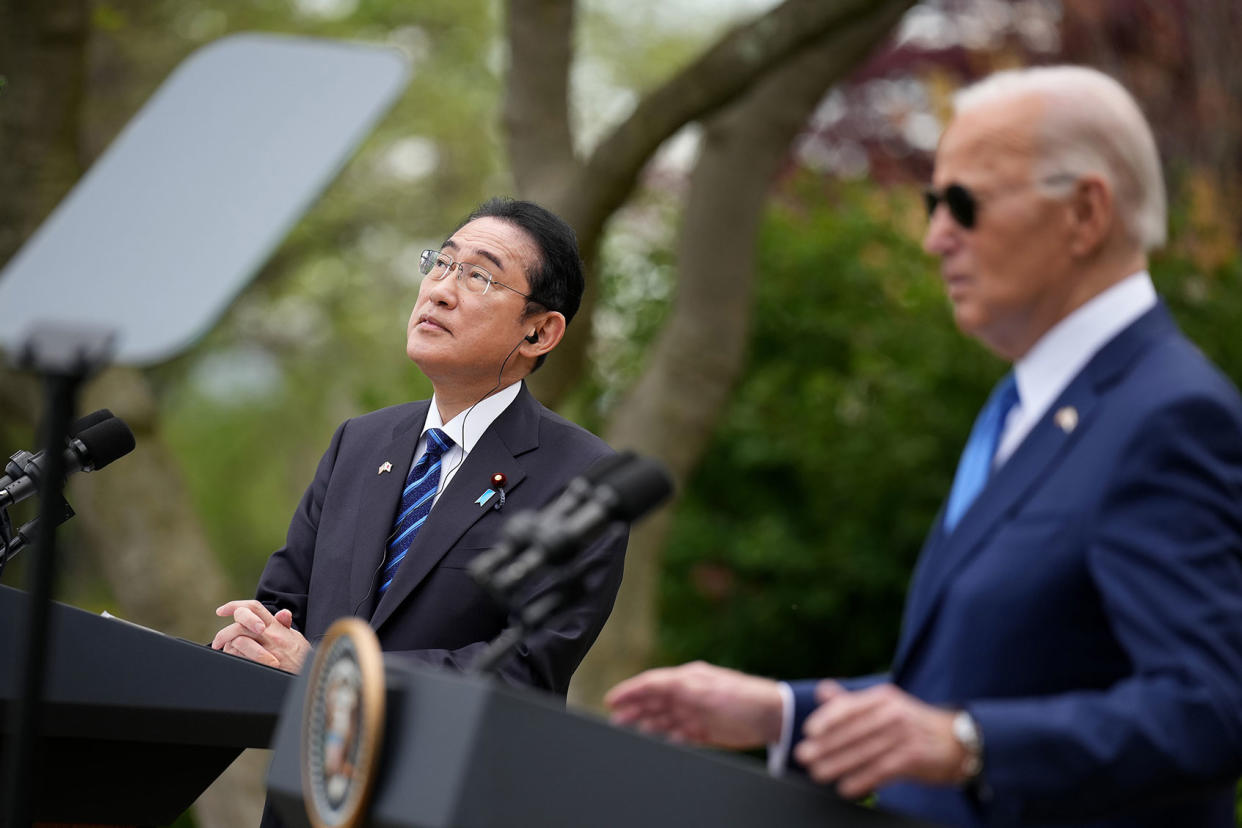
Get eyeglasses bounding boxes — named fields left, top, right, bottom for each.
left=419, top=249, right=531, bottom=298
left=924, top=175, right=1076, bottom=230
left=924, top=184, right=981, bottom=229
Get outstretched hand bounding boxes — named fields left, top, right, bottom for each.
left=211, top=599, right=310, bottom=673
left=605, top=660, right=784, bottom=749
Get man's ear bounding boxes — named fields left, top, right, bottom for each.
left=521, top=311, right=567, bottom=357
left=1066, top=175, right=1114, bottom=258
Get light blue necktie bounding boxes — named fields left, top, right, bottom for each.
left=379, top=428, right=453, bottom=596
left=943, top=374, right=1019, bottom=533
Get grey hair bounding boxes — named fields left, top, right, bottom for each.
left=953, top=65, right=1167, bottom=251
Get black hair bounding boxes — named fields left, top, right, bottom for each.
left=454, top=198, right=585, bottom=371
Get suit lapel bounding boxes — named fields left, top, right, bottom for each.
left=369, top=386, right=540, bottom=632
left=348, top=402, right=429, bottom=618
left=893, top=381, right=1101, bottom=672
left=893, top=304, right=1177, bottom=675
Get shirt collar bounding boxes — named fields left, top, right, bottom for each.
left=1013, top=270, right=1157, bottom=421
left=424, top=381, right=523, bottom=456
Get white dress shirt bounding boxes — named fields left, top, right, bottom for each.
left=412, top=380, right=523, bottom=505
left=996, top=271, right=1157, bottom=466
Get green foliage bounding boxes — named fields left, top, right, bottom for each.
left=1152, top=252, right=1242, bottom=386
left=574, top=190, right=682, bottom=423
left=659, top=177, right=1004, bottom=678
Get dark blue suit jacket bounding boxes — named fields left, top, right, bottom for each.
left=255, top=383, right=627, bottom=695
left=793, top=305, right=1242, bottom=826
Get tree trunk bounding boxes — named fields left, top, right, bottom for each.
left=0, top=0, right=89, bottom=262
left=571, top=0, right=914, bottom=708
left=512, top=0, right=916, bottom=408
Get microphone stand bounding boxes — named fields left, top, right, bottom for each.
left=0, top=508, right=11, bottom=566
left=2, top=323, right=113, bottom=828
left=471, top=526, right=623, bottom=677
left=0, top=497, right=76, bottom=576
left=0, top=451, right=34, bottom=561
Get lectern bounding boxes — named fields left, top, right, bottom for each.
left=0, top=585, right=291, bottom=825
left=267, top=641, right=941, bottom=828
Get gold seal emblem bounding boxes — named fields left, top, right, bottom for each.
left=301, top=618, right=385, bottom=828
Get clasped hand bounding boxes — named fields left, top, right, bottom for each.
left=211, top=599, right=310, bottom=673
left=795, top=681, right=968, bottom=797
left=605, top=662, right=969, bottom=798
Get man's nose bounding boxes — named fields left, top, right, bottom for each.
left=922, top=206, right=958, bottom=256
left=424, top=270, right=461, bottom=305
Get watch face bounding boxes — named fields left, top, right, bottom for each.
left=952, top=711, right=980, bottom=750
left=301, top=618, right=386, bottom=828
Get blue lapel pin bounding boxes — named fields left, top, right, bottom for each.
left=488, top=472, right=508, bottom=510
left=475, top=489, right=495, bottom=507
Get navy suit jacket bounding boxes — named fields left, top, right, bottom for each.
left=255, top=383, right=627, bottom=695
left=793, top=305, right=1242, bottom=826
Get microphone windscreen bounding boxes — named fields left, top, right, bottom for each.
left=76, top=417, right=136, bottom=469
left=600, top=454, right=673, bottom=521
left=71, top=408, right=114, bottom=436
left=582, top=450, right=636, bottom=484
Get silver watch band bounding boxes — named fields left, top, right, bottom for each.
left=952, top=710, right=983, bottom=781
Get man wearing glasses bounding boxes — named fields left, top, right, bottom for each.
left=607, top=66, right=1242, bottom=826
left=211, top=198, right=628, bottom=697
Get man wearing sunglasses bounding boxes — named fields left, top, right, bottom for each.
left=607, top=66, right=1242, bottom=827
left=211, top=198, right=628, bottom=698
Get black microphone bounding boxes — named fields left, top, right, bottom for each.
left=0, top=451, right=36, bottom=493
left=0, top=409, right=115, bottom=492
left=468, top=452, right=640, bottom=584
left=538, top=450, right=638, bottom=524
left=489, top=454, right=673, bottom=593
left=0, top=417, right=136, bottom=509
left=71, top=408, right=114, bottom=435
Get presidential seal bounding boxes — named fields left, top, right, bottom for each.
left=301, top=618, right=385, bottom=828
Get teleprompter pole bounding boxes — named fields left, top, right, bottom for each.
left=2, top=324, right=113, bottom=828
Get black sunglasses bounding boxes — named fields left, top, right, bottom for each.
left=926, top=174, right=1077, bottom=230
left=924, top=183, right=978, bottom=229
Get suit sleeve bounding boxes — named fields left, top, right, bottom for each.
left=254, top=419, right=349, bottom=632
left=969, top=394, right=1242, bottom=821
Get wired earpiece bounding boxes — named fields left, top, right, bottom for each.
left=525, top=330, right=539, bottom=344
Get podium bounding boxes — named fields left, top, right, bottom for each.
left=267, top=654, right=941, bottom=828
left=0, top=584, right=292, bottom=825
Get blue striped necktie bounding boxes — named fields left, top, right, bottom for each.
left=379, top=428, right=453, bottom=596
left=943, top=373, right=1019, bottom=533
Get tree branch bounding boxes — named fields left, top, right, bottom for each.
left=569, top=0, right=916, bottom=241
left=503, top=0, right=581, bottom=203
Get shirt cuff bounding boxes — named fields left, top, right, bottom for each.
left=766, top=680, right=796, bottom=775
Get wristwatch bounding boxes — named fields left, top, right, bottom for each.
left=951, top=710, right=984, bottom=782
